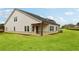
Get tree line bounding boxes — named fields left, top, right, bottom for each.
left=62, top=22, right=79, bottom=30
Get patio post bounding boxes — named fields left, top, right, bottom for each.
left=41, top=21, right=43, bottom=36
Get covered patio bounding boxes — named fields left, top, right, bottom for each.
left=31, top=22, right=49, bottom=36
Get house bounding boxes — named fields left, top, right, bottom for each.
left=62, top=24, right=75, bottom=29
left=4, top=9, right=60, bottom=36
left=62, top=23, right=79, bottom=30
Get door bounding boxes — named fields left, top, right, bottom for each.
left=36, top=26, right=39, bottom=34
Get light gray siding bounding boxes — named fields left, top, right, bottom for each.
left=4, top=10, right=60, bottom=35
left=5, top=10, right=41, bottom=32
left=43, top=24, right=59, bottom=35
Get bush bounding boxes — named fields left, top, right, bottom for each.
left=69, top=28, right=79, bottom=31
left=59, top=30, right=63, bottom=33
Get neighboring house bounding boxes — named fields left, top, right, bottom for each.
left=62, top=23, right=79, bottom=29
left=75, top=22, right=79, bottom=28
left=4, top=9, right=60, bottom=36
left=62, top=24, right=75, bottom=29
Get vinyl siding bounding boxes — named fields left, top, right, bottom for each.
left=5, top=10, right=41, bottom=32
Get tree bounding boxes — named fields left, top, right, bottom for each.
left=0, top=24, right=4, bottom=32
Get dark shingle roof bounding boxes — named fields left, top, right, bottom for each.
left=5, top=9, right=59, bottom=25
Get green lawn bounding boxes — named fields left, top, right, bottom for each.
left=0, top=29, right=79, bottom=51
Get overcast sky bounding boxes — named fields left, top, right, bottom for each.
left=1, top=8, right=79, bottom=26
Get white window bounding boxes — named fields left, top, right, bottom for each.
left=24, top=26, right=26, bottom=32
left=14, top=17, right=17, bottom=22
left=27, top=26, right=29, bottom=32
left=50, top=26, right=54, bottom=31
left=24, top=26, right=29, bottom=32
left=56, top=26, right=58, bottom=31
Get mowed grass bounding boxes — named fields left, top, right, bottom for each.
left=0, top=29, right=79, bottom=51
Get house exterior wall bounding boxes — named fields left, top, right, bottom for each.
left=4, top=10, right=60, bottom=35
left=31, top=23, right=60, bottom=35
left=43, top=24, right=60, bottom=35
left=5, top=10, right=41, bottom=33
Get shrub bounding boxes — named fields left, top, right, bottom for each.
left=58, top=30, right=63, bottom=33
